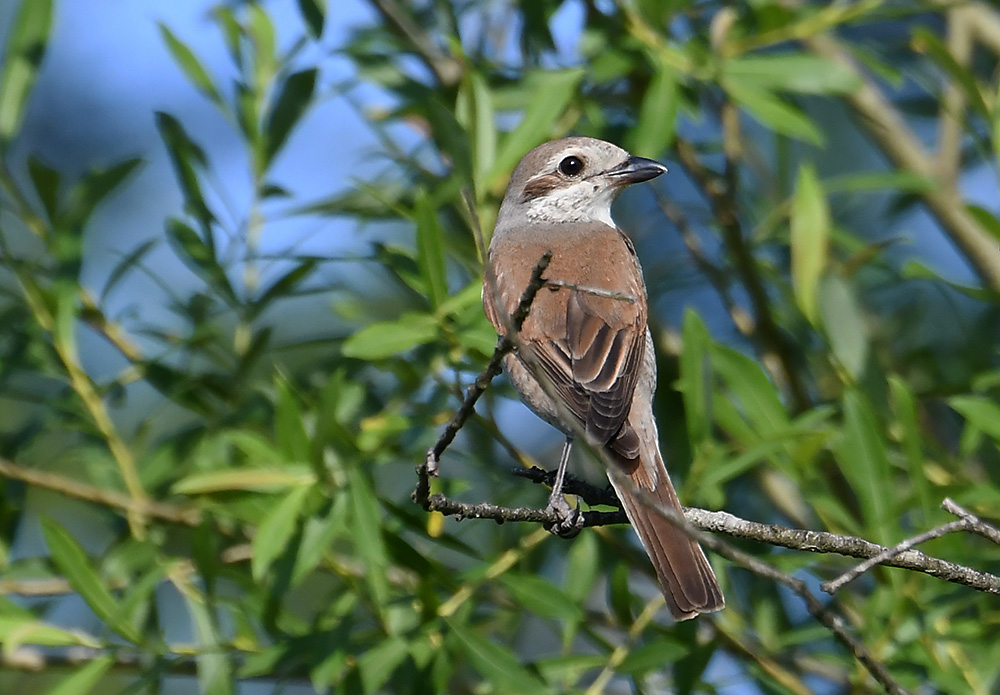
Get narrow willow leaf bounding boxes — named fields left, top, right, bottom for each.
left=357, top=637, right=410, bottom=694
left=678, top=310, right=712, bottom=449
left=341, top=312, right=439, bottom=359
left=347, top=467, right=391, bottom=611
left=912, top=28, right=989, bottom=118
left=27, top=155, right=60, bottom=221
left=158, top=24, right=221, bottom=102
left=0, top=0, right=54, bottom=143
left=966, top=205, right=1000, bottom=242
left=790, top=164, right=829, bottom=325
left=40, top=518, right=142, bottom=644
left=164, top=217, right=236, bottom=304
left=500, top=574, right=583, bottom=621
left=415, top=190, right=448, bottom=308
left=172, top=466, right=316, bottom=494
left=264, top=68, right=317, bottom=165
left=252, top=485, right=310, bottom=581
left=722, top=54, right=860, bottom=95
left=949, top=395, right=1000, bottom=442
left=0, top=616, right=100, bottom=649
left=819, top=275, right=868, bottom=380
left=297, top=0, right=326, bottom=39
left=889, top=376, right=933, bottom=521
left=489, top=69, right=585, bottom=190
left=709, top=344, right=788, bottom=435
left=726, top=83, right=823, bottom=145
left=48, top=655, right=115, bottom=695
left=448, top=621, right=552, bottom=694
left=178, top=582, right=234, bottom=695
left=834, top=391, right=892, bottom=544
left=628, top=60, right=678, bottom=156
left=155, top=112, right=215, bottom=231
left=461, top=71, right=497, bottom=196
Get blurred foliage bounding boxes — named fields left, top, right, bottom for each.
left=1, top=0, right=1000, bottom=694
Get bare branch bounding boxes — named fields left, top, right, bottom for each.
left=419, top=251, right=551, bottom=478
left=943, top=497, right=1000, bottom=545
left=820, top=519, right=970, bottom=594
left=0, top=457, right=201, bottom=527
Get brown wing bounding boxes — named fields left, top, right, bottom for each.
left=483, top=222, right=647, bottom=445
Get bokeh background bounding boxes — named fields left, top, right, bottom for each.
left=2, top=0, right=1000, bottom=693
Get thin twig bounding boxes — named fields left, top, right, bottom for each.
left=820, top=519, right=969, bottom=594
left=942, top=497, right=1000, bottom=544
left=543, top=280, right=637, bottom=303
left=419, top=251, right=551, bottom=478
left=0, top=457, right=202, bottom=527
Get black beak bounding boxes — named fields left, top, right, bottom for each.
left=607, top=155, right=668, bottom=184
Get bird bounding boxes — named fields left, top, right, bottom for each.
left=482, top=136, right=724, bottom=620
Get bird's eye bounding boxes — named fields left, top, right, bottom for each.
left=559, top=156, right=584, bottom=176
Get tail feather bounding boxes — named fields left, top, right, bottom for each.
left=607, top=451, right=724, bottom=621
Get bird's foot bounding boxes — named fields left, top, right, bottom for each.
left=543, top=494, right=585, bottom=539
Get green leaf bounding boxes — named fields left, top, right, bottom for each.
left=178, top=582, right=234, bottom=695
left=155, top=112, right=215, bottom=231
left=27, top=155, right=60, bottom=221
left=347, top=466, right=391, bottom=611
left=790, top=164, right=829, bottom=325
left=158, top=24, right=220, bottom=103
left=819, top=275, right=868, bottom=380
left=949, top=395, right=1000, bottom=442
left=0, top=616, right=100, bottom=650
left=710, top=343, right=788, bottom=436
left=250, top=258, right=317, bottom=315
left=678, top=310, right=712, bottom=449
left=47, top=655, right=115, bottom=695
left=357, top=637, right=410, bottom=694
left=966, top=204, right=1000, bottom=243
left=297, top=0, right=326, bottom=39
left=823, top=170, right=935, bottom=195
left=889, top=376, right=933, bottom=521
left=172, top=466, right=316, bottom=494
left=457, top=71, right=497, bottom=195
left=101, top=239, right=158, bottom=301
left=274, top=376, right=310, bottom=463
left=165, top=217, right=236, bottom=303
left=291, top=495, right=349, bottom=586
left=248, top=4, right=277, bottom=84
left=448, top=621, right=552, bottom=694
left=912, top=28, right=989, bottom=118
left=264, top=68, right=317, bottom=166
left=414, top=190, right=448, bottom=308
left=0, top=0, right=53, bottom=144
left=65, top=157, right=144, bottom=229
left=725, top=83, right=823, bottom=145
left=489, top=69, right=585, bottom=190
left=500, top=574, right=583, bottom=621
left=627, top=60, right=678, bottom=156
left=40, top=518, right=142, bottom=644
left=563, top=530, right=598, bottom=603
left=342, top=312, right=439, bottom=359
left=834, top=391, right=892, bottom=544
left=252, top=485, right=310, bottom=581
left=617, top=637, right=689, bottom=676
left=722, top=54, right=860, bottom=95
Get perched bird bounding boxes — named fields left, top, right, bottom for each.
left=483, top=137, right=724, bottom=620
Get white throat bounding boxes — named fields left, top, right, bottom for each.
left=520, top=183, right=618, bottom=228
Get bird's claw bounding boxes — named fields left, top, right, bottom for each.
left=543, top=495, right=585, bottom=539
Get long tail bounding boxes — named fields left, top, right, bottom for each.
left=607, top=447, right=724, bottom=620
